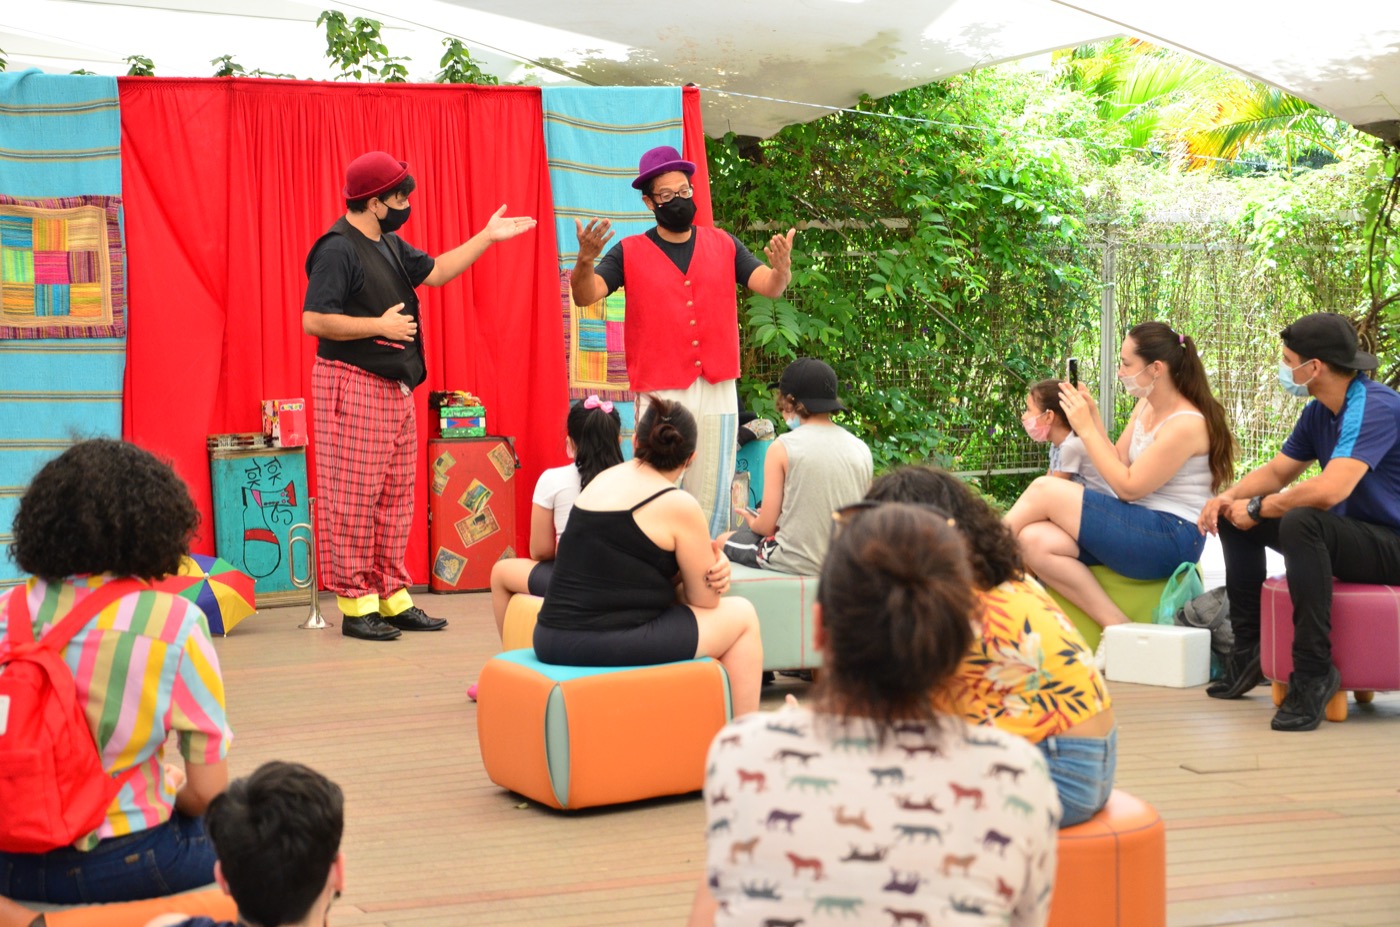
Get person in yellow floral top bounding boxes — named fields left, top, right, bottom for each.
left=867, top=466, right=1116, bottom=826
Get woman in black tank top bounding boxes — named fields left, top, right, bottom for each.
left=534, top=396, right=765, bottom=716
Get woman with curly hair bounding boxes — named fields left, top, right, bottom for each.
left=867, top=466, right=1116, bottom=827
left=0, top=440, right=231, bottom=904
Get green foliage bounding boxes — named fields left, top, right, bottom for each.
left=125, top=55, right=155, bottom=77
left=70, top=69, right=97, bottom=76
left=709, top=68, right=1099, bottom=473
left=211, top=55, right=245, bottom=78
left=435, top=38, right=498, bottom=85
left=1055, top=39, right=1344, bottom=173
left=0, top=48, right=7, bottom=73
left=317, top=10, right=409, bottom=82
left=1359, top=146, right=1400, bottom=382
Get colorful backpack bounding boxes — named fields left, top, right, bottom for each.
left=0, top=580, right=144, bottom=853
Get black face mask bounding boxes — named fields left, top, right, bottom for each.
left=377, top=202, right=411, bottom=234
left=652, top=196, right=696, bottom=232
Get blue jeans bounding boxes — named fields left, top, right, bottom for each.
left=1038, top=727, right=1117, bottom=828
left=0, top=813, right=215, bottom=904
left=1077, top=491, right=1206, bottom=580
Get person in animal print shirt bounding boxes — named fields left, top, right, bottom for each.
left=688, top=503, right=1060, bottom=927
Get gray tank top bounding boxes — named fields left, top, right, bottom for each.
left=767, top=423, right=873, bottom=575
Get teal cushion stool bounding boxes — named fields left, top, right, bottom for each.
left=724, top=562, right=821, bottom=671
left=1046, top=566, right=1172, bottom=650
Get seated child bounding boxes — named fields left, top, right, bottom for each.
left=488, top=396, right=622, bottom=637
left=1024, top=377, right=1114, bottom=497
left=720, top=358, right=871, bottom=575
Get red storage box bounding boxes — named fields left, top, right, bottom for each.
left=427, top=436, right=517, bottom=592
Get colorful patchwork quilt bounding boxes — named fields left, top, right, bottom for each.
left=560, top=268, right=631, bottom=401
left=0, top=194, right=125, bottom=339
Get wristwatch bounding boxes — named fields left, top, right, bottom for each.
left=1246, top=495, right=1264, bottom=521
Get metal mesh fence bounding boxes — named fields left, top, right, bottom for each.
left=739, top=220, right=1366, bottom=480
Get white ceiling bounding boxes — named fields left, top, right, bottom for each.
left=3, top=0, right=1398, bottom=141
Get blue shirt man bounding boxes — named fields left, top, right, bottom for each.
left=1198, top=312, right=1400, bottom=732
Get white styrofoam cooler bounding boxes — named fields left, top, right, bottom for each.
left=1103, top=624, right=1211, bottom=688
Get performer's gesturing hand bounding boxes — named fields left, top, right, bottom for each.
left=764, top=228, right=797, bottom=277
left=484, top=205, right=536, bottom=243
left=575, top=217, right=615, bottom=263
left=379, top=303, right=417, bottom=341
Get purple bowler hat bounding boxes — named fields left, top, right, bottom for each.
left=632, top=145, right=696, bottom=190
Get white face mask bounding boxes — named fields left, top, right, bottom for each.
left=784, top=416, right=801, bottom=431
left=1118, top=364, right=1156, bottom=399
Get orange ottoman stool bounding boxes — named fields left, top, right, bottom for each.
left=1048, top=789, right=1166, bottom=927
left=476, top=649, right=732, bottom=810
left=501, top=593, right=543, bottom=650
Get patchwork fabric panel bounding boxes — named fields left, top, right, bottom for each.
left=560, top=267, right=631, bottom=401
left=0, top=194, right=125, bottom=339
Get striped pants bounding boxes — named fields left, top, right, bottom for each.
left=311, top=359, right=416, bottom=612
left=638, top=378, right=738, bottom=537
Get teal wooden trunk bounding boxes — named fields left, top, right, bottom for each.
left=209, top=446, right=310, bottom=607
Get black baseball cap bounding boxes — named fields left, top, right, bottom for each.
left=1280, top=312, right=1377, bottom=370
left=769, top=358, right=847, bottom=413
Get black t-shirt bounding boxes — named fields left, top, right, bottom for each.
left=303, top=234, right=435, bottom=315
left=594, top=228, right=762, bottom=295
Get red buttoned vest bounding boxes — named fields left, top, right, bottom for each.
left=620, top=227, right=740, bottom=392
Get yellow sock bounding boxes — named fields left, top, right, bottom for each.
left=336, top=594, right=381, bottom=617
left=379, top=588, right=414, bottom=617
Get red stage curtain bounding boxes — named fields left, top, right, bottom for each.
left=119, top=77, right=568, bottom=581
left=119, top=81, right=711, bottom=586
left=682, top=87, right=714, bottom=226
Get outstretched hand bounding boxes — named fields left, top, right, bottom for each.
left=575, top=217, right=615, bottom=263
left=765, top=227, right=797, bottom=276
left=484, top=205, right=537, bottom=243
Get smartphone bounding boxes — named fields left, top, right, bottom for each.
left=1067, top=357, right=1079, bottom=387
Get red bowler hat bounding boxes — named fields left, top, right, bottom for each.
left=343, top=151, right=410, bottom=199
left=631, top=145, right=696, bottom=190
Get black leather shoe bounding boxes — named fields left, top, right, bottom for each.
left=1271, top=666, right=1342, bottom=732
left=342, top=614, right=402, bottom=641
left=383, top=606, right=447, bottom=632
left=1206, top=644, right=1263, bottom=699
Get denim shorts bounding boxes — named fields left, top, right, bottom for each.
left=0, top=812, right=216, bottom=904
left=1077, top=490, right=1206, bottom=580
left=1038, top=727, right=1117, bottom=828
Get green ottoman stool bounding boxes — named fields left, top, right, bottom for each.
left=724, top=563, right=821, bottom=671
left=1046, top=566, right=1172, bottom=650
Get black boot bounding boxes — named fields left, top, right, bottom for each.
left=1271, top=666, right=1342, bottom=732
left=1205, top=644, right=1263, bottom=699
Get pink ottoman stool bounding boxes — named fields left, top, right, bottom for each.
left=1260, top=576, right=1400, bottom=722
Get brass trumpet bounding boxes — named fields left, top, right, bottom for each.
left=289, top=497, right=330, bottom=629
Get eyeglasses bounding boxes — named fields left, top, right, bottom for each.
left=650, top=185, right=694, bottom=205
left=830, top=499, right=957, bottom=539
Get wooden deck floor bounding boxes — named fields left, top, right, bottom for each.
left=219, top=593, right=1400, bottom=927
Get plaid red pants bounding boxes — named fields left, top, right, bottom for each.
left=312, top=358, right=417, bottom=602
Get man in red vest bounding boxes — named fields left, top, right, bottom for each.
left=571, top=145, right=795, bottom=536
left=303, top=151, right=535, bottom=641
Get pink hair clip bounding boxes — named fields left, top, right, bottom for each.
left=1178, top=333, right=1186, bottom=346
left=584, top=394, right=614, bottom=414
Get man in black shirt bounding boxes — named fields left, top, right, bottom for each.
left=303, top=151, right=535, bottom=641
